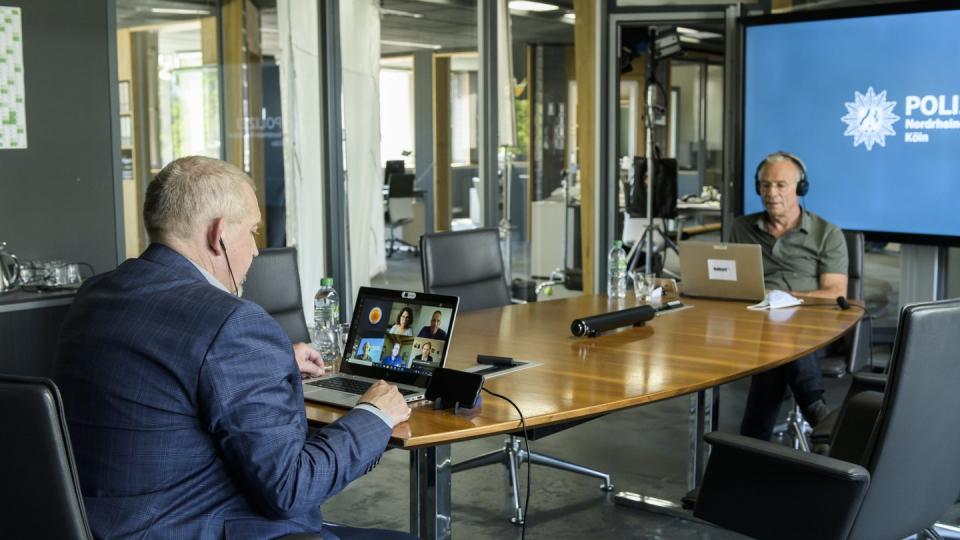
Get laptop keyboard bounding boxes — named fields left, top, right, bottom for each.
left=307, top=377, right=418, bottom=396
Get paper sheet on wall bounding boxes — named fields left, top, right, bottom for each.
left=0, top=6, right=27, bottom=149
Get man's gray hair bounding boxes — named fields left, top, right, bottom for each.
left=143, top=156, right=255, bottom=243
left=758, top=152, right=805, bottom=183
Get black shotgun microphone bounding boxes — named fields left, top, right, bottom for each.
left=571, top=304, right=656, bottom=337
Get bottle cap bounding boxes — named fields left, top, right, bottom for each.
left=614, top=240, right=623, bottom=248
left=321, top=277, right=333, bottom=287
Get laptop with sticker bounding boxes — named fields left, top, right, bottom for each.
left=678, top=241, right=766, bottom=302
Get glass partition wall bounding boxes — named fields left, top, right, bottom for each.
left=116, top=0, right=221, bottom=256
left=116, top=0, right=292, bottom=254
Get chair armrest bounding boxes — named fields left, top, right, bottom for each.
left=850, top=371, right=887, bottom=393
left=849, top=315, right=872, bottom=373
left=827, top=390, right=883, bottom=465
left=694, top=431, right=870, bottom=540
left=811, top=378, right=884, bottom=449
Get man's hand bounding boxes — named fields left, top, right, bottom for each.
left=293, top=342, right=324, bottom=377
left=358, top=380, right=412, bottom=425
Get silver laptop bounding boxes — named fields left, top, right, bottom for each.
left=303, top=286, right=459, bottom=408
left=678, top=241, right=766, bottom=302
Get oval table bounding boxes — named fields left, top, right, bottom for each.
left=306, top=293, right=862, bottom=539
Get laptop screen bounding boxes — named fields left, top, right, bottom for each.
left=339, top=287, right=459, bottom=387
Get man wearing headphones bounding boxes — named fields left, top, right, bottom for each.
left=732, top=151, right=848, bottom=441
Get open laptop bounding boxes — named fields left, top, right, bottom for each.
left=678, top=241, right=766, bottom=301
left=303, top=286, right=459, bottom=408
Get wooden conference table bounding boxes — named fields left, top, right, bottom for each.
left=305, top=293, right=861, bottom=539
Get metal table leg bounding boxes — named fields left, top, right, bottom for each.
left=409, top=445, right=452, bottom=540
left=614, top=387, right=715, bottom=516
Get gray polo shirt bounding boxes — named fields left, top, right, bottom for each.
left=730, top=210, right=847, bottom=293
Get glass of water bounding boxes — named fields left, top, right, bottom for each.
left=631, top=271, right=657, bottom=303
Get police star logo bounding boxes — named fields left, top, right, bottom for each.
left=841, top=87, right=900, bottom=151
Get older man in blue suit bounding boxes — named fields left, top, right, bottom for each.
left=56, top=156, right=414, bottom=539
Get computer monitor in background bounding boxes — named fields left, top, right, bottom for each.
left=384, top=160, right=406, bottom=186
left=742, top=5, right=960, bottom=245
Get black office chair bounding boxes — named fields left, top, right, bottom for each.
left=420, top=228, right=612, bottom=524
left=420, top=228, right=511, bottom=311
left=820, top=230, right=870, bottom=377
left=242, top=247, right=311, bottom=344
left=385, top=173, right=417, bottom=257
left=777, top=230, right=870, bottom=450
left=694, top=298, right=960, bottom=540
left=0, top=375, right=93, bottom=540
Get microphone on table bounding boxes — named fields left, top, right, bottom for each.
left=570, top=304, right=657, bottom=338
left=836, top=296, right=851, bottom=310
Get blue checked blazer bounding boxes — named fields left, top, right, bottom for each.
left=55, top=244, right=392, bottom=539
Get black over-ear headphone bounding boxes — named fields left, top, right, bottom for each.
left=754, top=151, right=809, bottom=197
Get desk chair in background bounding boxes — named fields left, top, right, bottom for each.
left=241, top=247, right=311, bottom=344
left=0, top=375, right=92, bottom=540
left=694, top=298, right=960, bottom=540
left=385, top=173, right=417, bottom=257
left=420, top=228, right=613, bottom=524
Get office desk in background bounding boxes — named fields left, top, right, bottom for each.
left=305, top=293, right=861, bottom=540
left=383, top=187, right=427, bottom=248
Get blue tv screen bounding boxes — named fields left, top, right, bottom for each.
left=743, top=7, right=960, bottom=242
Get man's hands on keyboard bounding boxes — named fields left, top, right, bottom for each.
left=360, top=380, right=412, bottom=425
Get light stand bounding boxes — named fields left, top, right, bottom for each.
left=642, top=47, right=657, bottom=276
left=638, top=27, right=681, bottom=278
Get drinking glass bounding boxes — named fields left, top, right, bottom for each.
left=337, top=323, right=352, bottom=356
left=631, top=271, right=657, bottom=303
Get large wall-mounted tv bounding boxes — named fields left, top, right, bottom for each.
left=742, top=5, right=960, bottom=245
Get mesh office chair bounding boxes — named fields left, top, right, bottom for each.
left=242, top=247, right=311, bottom=344
left=385, top=173, right=417, bottom=257
left=420, top=228, right=612, bottom=524
left=0, top=375, right=93, bottom=540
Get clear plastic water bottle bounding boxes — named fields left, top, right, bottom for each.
left=608, top=241, right=627, bottom=298
left=313, top=278, right=340, bottom=327
left=313, top=278, right=341, bottom=370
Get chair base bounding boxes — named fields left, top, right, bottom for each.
left=925, top=522, right=960, bottom=540
left=613, top=489, right=689, bottom=520
left=386, top=235, right=419, bottom=258
left=772, top=403, right=812, bottom=452
left=452, top=436, right=613, bottom=524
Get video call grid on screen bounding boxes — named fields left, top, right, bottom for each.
left=742, top=6, right=960, bottom=241
left=345, top=292, right=454, bottom=377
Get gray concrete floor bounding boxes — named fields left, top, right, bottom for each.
left=326, top=238, right=960, bottom=538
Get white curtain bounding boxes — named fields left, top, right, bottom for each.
left=340, top=0, right=385, bottom=301
left=278, top=0, right=325, bottom=323
left=497, top=0, right=516, bottom=146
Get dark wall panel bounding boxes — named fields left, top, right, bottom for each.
left=0, top=0, right=120, bottom=274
